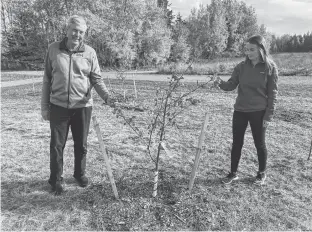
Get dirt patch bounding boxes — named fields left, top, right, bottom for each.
left=274, top=108, right=312, bottom=128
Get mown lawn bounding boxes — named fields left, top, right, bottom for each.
left=1, top=76, right=312, bottom=231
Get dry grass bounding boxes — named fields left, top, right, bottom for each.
left=273, top=52, right=312, bottom=76
left=1, top=76, right=312, bottom=231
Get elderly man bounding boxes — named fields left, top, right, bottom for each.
left=41, top=15, right=112, bottom=195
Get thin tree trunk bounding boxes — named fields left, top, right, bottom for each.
left=1, top=4, right=7, bottom=34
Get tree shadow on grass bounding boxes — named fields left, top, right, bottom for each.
left=1, top=167, right=241, bottom=217
left=1, top=176, right=187, bottom=214
left=1, top=170, right=256, bottom=212
left=1, top=179, right=93, bottom=214
left=1, top=173, right=245, bottom=231
left=0, top=169, right=189, bottom=210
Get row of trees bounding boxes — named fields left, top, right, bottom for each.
left=179, top=0, right=269, bottom=59
left=1, top=0, right=311, bottom=70
left=1, top=0, right=173, bottom=69
left=271, top=33, right=312, bottom=53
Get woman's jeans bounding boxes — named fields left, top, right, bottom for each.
left=49, top=104, right=92, bottom=184
left=231, top=110, right=267, bottom=173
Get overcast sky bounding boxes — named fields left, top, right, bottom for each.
left=169, top=0, right=312, bottom=36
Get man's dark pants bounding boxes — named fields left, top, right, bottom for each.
left=230, top=110, right=267, bottom=173
left=49, top=103, right=92, bottom=184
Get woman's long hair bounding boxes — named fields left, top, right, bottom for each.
left=245, top=35, right=276, bottom=76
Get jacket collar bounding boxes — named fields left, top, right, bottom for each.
left=245, top=58, right=265, bottom=66
left=60, top=37, right=85, bottom=52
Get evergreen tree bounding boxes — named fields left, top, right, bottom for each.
left=223, top=0, right=242, bottom=54
left=170, top=13, right=190, bottom=62
left=235, top=2, right=259, bottom=54
left=206, top=0, right=228, bottom=58
left=258, top=24, right=272, bottom=53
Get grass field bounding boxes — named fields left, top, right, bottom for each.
left=158, top=52, right=312, bottom=76
left=1, top=75, right=312, bottom=230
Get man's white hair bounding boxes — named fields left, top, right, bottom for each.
left=67, top=15, right=87, bottom=29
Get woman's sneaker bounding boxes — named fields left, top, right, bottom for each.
left=222, top=172, right=239, bottom=184
left=254, top=172, right=266, bottom=185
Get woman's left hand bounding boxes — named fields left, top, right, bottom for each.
left=263, top=120, right=269, bottom=128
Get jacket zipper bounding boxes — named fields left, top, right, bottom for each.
left=67, top=52, right=72, bottom=108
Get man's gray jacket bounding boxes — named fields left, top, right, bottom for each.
left=41, top=37, right=109, bottom=114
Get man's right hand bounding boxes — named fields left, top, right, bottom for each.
left=41, top=110, right=50, bottom=121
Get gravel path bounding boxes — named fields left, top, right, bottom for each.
left=1, top=78, right=42, bottom=88
left=1, top=71, right=223, bottom=88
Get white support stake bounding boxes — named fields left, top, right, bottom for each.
left=152, top=170, right=159, bottom=198
left=92, top=116, right=119, bottom=199
left=123, top=89, right=126, bottom=100
left=188, top=112, right=209, bottom=191
left=32, top=79, right=35, bottom=95
left=107, top=76, right=113, bottom=92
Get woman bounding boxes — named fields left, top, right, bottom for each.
left=216, top=35, right=278, bottom=185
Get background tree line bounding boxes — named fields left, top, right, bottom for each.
left=1, top=0, right=312, bottom=70
left=271, top=33, right=312, bottom=53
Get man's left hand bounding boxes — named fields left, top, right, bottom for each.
left=106, top=97, right=116, bottom=107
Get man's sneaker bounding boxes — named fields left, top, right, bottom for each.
left=48, top=178, right=64, bottom=195
left=75, top=176, right=89, bottom=187
left=222, top=172, right=239, bottom=184
left=254, top=172, right=266, bottom=185
left=54, top=181, right=65, bottom=195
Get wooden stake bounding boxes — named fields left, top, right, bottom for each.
left=308, top=138, right=312, bottom=160
left=188, top=112, right=209, bottom=191
left=92, top=116, right=119, bottom=199
left=161, top=142, right=173, bottom=158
